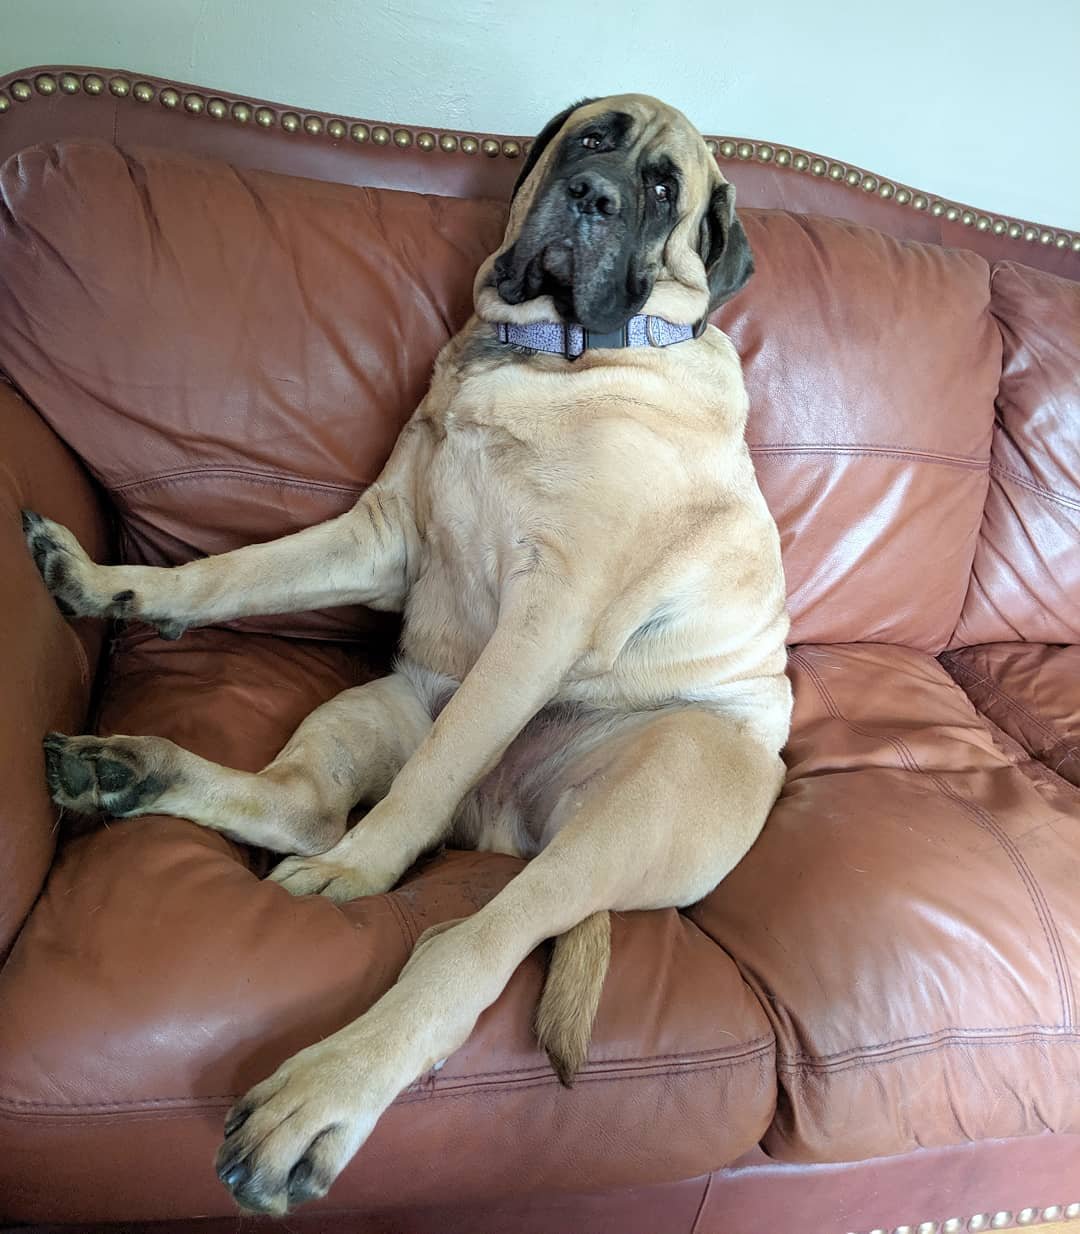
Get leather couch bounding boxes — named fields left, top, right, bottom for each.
left=1, top=67, right=1078, bottom=1234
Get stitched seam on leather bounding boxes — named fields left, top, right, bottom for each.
left=383, top=892, right=419, bottom=949
left=947, top=661, right=1071, bottom=745
left=938, top=659, right=1080, bottom=798
left=989, top=462, right=1080, bottom=512
left=749, top=444, right=987, bottom=470
left=790, top=648, right=1075, bottom=1030
left=779, top=1029, right=1080, bottom=1075
left=111, top=467, right=369, bottom=496
left=430, top=1036, right=775, bottom=1081
left=780, top=1023, right=1080, bottom=1065
left=0, top=1042, right=774, bottom=1115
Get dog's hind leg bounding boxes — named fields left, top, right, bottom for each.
left=212, top=698, right=787, bottom=1214
left=43, top=671, right=433, bottom=856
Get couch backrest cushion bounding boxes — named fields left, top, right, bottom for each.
left=0, top=141, right=505, bottom=640
left=950, top=261, right=1080, bottom=647
left=719, top=211, right=1000, bottom=651
left=0, top=142, right=1004, bottom=649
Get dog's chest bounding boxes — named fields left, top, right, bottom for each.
left=402, top=421, right=563, bottom=680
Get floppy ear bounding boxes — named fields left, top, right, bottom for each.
left=699, top=182, right=754, bottom=313
left=511, top=98, right=599, bottom=200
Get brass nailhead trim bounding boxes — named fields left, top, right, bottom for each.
left=4, top=69, right=1074, bottom=253
left=853, top=1201, right=1080, bottom=1232
left=710, top=136, right=1076, bottom=253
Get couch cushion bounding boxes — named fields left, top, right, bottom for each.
left=0, top=628, right=775, bottom=1225
left=950, top=261, right=1080, bottom=647
left=717, top=212, right=1000, bottom=652
left=0, top=140, right=505, bottom=642
left=0, top=143, right=1001, bottom=654
left=691, top=643, right=1080, bottom=1162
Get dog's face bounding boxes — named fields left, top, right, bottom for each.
left=474, top=94, right=752, bottom=333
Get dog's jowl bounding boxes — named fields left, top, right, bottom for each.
left=24, top=94, right=790, bottom=1214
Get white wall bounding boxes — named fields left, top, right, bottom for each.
left=2, top=0, right=1077, bottom=228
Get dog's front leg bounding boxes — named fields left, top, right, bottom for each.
left=21, top=435, right=421, bottom=636
left=268, top=564, right=593, bottom=901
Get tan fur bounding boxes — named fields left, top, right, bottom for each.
left=535, top=910, right=611, bottom=1087
left=25, top=94, right=792, bottom=1215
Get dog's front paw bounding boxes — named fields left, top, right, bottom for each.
left=22, top=510, right=187, bottom=638
left=216, top=1044, right=382, bottom=1214
left=267, top=853, right=393, bottom=902
left=22, top=510, right=106, bottom=619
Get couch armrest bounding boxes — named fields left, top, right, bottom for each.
left=0, top=380, right=112, bottom=954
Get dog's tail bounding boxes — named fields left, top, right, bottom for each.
left=535, top=910, right=611, bottom=1087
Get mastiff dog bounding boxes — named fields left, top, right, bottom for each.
left=23, top=94, right=791, bottom=1213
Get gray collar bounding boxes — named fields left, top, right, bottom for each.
left=493, top=314, right=704, bottom=360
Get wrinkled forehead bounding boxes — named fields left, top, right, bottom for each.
left=567, top=94, right=722, bottom=186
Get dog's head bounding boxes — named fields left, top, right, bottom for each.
left=474, top=94, right=752, bottom=334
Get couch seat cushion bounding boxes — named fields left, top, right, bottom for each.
left=692, top=643, right=1080, bottom=1163
left=0, top=629, right=775, bottom=1225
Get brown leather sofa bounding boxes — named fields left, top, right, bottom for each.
left=1, top=67, right=1078, bottom=1234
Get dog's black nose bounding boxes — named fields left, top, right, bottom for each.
left=567, top=175, right=621, bottom=218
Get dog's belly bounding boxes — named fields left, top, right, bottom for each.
left=449, top=702, right=660, bottom=859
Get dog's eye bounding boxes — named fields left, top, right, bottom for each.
left=653, top=183, right=671, bottom=202
left=581, top=133, right=602, bottom=150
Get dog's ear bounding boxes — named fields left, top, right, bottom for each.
left=511, top=98, right=599, bottom=200
left=698, top=182, right=754, bottom=314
